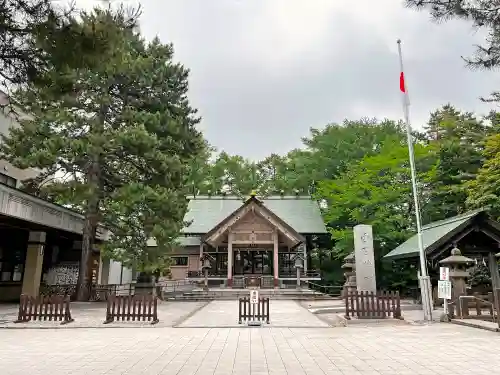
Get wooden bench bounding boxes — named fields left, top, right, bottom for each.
left=15, top=294, right=74, bottom=324
left=104, top=294, right=159, bottom=324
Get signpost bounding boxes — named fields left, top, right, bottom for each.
left=250, top=290, right=259, bottom=305
left=439, top=267, right=451, bottom=316
left=248, top=289, right=261, bottom=326
left=439, top=267, right=449, bottom=282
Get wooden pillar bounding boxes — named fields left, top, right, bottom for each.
left=303, top=243, right=308, bottom=274
left=22, top=231, right=46, bottom=297
left=199, top=243, right=204, bottom=271
left=273, top=229, right=279, bottom=288
left=227, top=231, right=233, bottom=287
left=488, top=252, right=500, bottom=290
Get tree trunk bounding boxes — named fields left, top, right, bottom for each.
left=76, top=160, right=101, bottom=301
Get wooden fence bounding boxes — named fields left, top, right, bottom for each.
left=238, top=297, right=270, bottom=324
left=345, top=290, right=401, bottom=319
left=104, top=294, right=159, bottom=324
left=15, top=294, right=74, bottom=324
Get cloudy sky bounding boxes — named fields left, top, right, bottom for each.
left=80, top=0, right=499, bottom=160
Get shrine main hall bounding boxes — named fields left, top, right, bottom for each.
left=160, top=192, right=327, bottom=288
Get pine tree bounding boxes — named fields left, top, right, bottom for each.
left=467, top=124, right=500, bottom=219
left=423, top=105, right=491, bottom=221
left=0, top=7, right=205, bottom=299
left=406, top=1, right=500, bottom=70
left=0, top=1, right=138, bottom=88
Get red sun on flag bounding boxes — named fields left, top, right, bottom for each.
left=400, top=72, right=406, bottom=93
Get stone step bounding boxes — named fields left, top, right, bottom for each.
left=164, top=288, right=339, bottom=301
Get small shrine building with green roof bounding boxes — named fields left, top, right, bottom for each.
left=163, top=192, right=328, bottom=288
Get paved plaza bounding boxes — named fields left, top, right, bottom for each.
left=178, top=300, right=329, bottom=328
left=1, top=300, right=499, bottom=374
left=1, top=323, right=500, bottom=374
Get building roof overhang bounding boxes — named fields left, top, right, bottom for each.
left=0, top=182, right=109, bottom=240
left=202, top=194, right=305, bottom=247
left=384, top=210, right=500, bottom=262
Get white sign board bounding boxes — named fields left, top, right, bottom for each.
left=438, top=280, right=452, bottom=300
left=439, top=267, right=450, bottom=281
left=250, top=290, right=259, bottom=304
left=353, top=224, right=377, bottom=293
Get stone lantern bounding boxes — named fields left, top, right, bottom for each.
left=200, top=253, right=215, bottom=291
left=342, top=252, right=356, bottom=296
left=439, top=246, right=473, bottom=317
left=291, top=253, right=305, bottom=289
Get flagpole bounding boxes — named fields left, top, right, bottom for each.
left=397, top=39, right=433, bottom=322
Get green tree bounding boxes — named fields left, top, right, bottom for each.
left=278, top=119, right=407, bottom=195
left=0, top=7, right=204, bottom=299
left=316, top=136, right=435, bottom=289
left=422, top=105, right=491, bottom=222
left=467, top=130, right=500, bottom=219
left=201, top=152, right=265, bottom=197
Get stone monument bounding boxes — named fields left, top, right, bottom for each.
left=353, top=224, right=376, bottom=293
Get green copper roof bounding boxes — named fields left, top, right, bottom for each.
left=384, top=209, right=484, bottom=260
left=182, top=195, right=327, bottom=234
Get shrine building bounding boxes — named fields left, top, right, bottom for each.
left=154, top=192, right=328, bottom=288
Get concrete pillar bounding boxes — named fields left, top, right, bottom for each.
left=21, top=231, right=46, bottom=296
left=273, top=229, right=279, bottom=288
left=99, top=256, right=110, bottom=285
left=227, top=231, right=233, bottom=287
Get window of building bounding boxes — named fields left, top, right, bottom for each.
left=0, top=246, right=25, bottom=282
left=0, top=172, right=16, bottom=187
left=172, top=256, right=188, bottom=266
left=278, top=253, right=294, bottom=276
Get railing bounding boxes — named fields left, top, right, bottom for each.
left=278, top=270, right=321, bottom=278
left=187, top=270, right=227, bottom=278
left=15, top=294, right=74, bottom=324
left=345, top=290, right=402, bottom=320
left=307, top=282, right=344, bottom=297
left=448, top=292, right=497, bottom=322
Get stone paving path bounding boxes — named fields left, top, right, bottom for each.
left=178, top=300, right=329, bottom=328
left=1, top=323, right=500, bottom=374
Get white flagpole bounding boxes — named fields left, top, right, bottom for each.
left=397, top=39, right=433, bottom=322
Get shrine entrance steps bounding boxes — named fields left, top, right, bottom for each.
left=163, top=288, right=337, bottom=301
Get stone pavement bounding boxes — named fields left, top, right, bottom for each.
left=1, top=323, right=500, bottom=374
left=178, top=300, right=329, bottom=328
left=0, top=301, right=207, bottom=328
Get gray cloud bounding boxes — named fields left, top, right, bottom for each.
left=79, top=0, right=498, bottom=160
